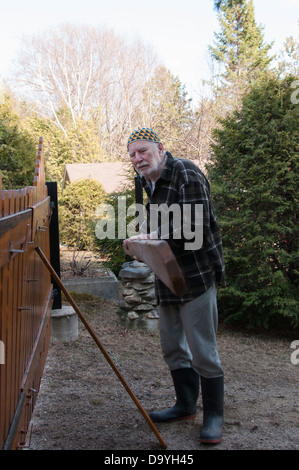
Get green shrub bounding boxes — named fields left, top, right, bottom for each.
left=59, top=179, right=106, bottom=249
left=94, top=190, right=136, bottom=276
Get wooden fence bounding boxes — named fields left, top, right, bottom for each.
left=0, top=137, right=53, bottom=450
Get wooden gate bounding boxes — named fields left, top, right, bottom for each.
left=0, top=138, right=53, bottom=450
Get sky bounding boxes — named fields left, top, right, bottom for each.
left=0, top=0, right=298, bottom=100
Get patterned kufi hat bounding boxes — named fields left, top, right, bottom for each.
left=127, top=128, right=160, bottom=149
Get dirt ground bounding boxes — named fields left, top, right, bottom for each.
left=26, top=249, right=299, bottom=452
left=25, top=298, right=298, bottom=452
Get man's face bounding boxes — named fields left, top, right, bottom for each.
left=128, top=141, right=165, bottom=182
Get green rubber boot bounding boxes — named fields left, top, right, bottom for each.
left=149, top=368, right=199, bottom=423
left=200, top=376, right=224, bottom=444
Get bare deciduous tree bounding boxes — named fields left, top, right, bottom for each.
left=12, top=23, right=158, bottom=156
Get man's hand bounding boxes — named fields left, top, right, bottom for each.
left=123, top=233, right=151, bottom=261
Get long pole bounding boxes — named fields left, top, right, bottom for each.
left=35, top=246, right=167, bottom=449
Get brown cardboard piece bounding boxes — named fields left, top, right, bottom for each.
left=123, top=239, right=187, bottom=296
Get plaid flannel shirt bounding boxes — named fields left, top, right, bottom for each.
left=141, top=152, right=226, bottom=305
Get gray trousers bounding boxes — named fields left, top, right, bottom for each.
left=158, top=284, right=224, bottom=378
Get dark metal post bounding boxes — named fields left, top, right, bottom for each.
left=134, top=175, right=143, bottom=233
left=46, top=182, right=62, bottom=309
left=134, top=174, right=143, bottom=205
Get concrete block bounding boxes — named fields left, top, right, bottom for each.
left=63, top=269, right=119, bottom=300
left=51, top=306, right=78, bottom=343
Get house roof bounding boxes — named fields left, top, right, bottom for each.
left=63, top=162, right=129, bottom=194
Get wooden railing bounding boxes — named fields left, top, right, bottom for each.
left=0, top=137, right=53, bottom=450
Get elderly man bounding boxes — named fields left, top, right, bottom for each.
left=123, top=128, right=225, bottom=444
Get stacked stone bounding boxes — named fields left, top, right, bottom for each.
left=118, top=260, right=158, bottom=320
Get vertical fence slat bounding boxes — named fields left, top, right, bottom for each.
left=0, top=137, right=53, bottom=450
left=2, top=191, right=9, bottom=217
left=0, top=265, right=8, bottom=448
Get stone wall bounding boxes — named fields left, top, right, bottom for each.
left=118, top=260, right=158, bottom=321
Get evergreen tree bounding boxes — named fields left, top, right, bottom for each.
left=209, top=75, right=299, bottom=329
left=0, top=95, right=36, bottom=189
left=23, top=106, right=109, bottom=190
left=23, top=112, right=74, bottom=185
left=209, top=0, right=273, bottom=109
